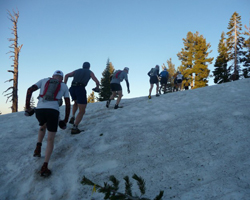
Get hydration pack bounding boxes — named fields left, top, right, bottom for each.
left=115, top=70, right=122, bottom=78
left=40, top=78, right=61, bottom=101
left=177, top=74, right=183, bottom=80
left=149, top=68, right=158, bottom=76
left=113, top=70, right=122, bottom=79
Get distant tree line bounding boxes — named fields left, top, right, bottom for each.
left=3, top=10, right=249, bottom=112
left=97, top=12, right=249, bottom=100
left=160, top=11, right=249, bottom=89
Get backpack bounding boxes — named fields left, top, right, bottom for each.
left=149, top=68, right=158, bottom=76
left=149, top=68, right=154, bottom=76
left=40, top=78, right=61, bottom=101
left=177, top=74, right=183, bottom=80
left=113, top=70, right=122, bottom=79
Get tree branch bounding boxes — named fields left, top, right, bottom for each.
left=19, top=44, right=23, bottom=51
left=3, top=86, right=13, bottom=93
left=4, top=79, right=14, bottom=83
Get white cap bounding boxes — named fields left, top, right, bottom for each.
left=53, top=70, right=64, bottom=77
left=124, top=67, right=129, bottom=73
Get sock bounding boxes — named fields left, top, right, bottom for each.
left=37, top=142, right=42, bottom=146
left=42, top=162, right=48, bottom=168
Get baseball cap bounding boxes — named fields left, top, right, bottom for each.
left=124, top=67, right=129, bottom=73
left=53, top=70, right=64, bottom=77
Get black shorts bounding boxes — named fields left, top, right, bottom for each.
left=150, top=76, right=159, bottom=84
left=110, top=83, right=122, bottom=91
left=69, top=86, right=87, bottom=104
left=160, top=77, right=168, bottom=85
left=35, top=109, right=59, bottom=132
left=177, top=79, right=182, bottom=84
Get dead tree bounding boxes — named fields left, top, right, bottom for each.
left=3, top=9, right=23, bottom=113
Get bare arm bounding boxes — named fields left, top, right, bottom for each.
left=90, top=72, right=100, bottom=87
left=64, top=71, right=75, bottom=84
left=125, top=79, right=130, bottom=94
left=25, top=85, right=38, bottom=109
left=63, top=97, right=71, bottom=123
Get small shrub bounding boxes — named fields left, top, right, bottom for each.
left=81, top=173, right=164, bottom=200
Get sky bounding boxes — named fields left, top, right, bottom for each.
left=0, top=78, right=249, bottom=199
left=0, top=0, right=250, bottom=114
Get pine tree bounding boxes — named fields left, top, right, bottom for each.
left=213, top=32, right=231, bottom=83
left=81, top=174, right=164, bottom=200
left=3, top=9, right=23, bottom=113
left=243, top=21, right=250, bottom=78
left=192, top=32, right=213, bottom=88
left=23, top=97, right=35, bottom=111
left=226, top=12, right=245, bottom=80
left=30, top=97, right=35, bottom=108
left=177, top=32, right=195, bottom=88
left=98, top=59, right=115, bottom=101
left=177, top=31, right=213, bottom=89
left=87, top=91, right=95, bottom=103
left=166, top=58, right=176, bottom=87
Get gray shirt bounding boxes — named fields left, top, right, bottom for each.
left=72, top=68, right=92, bottom=86
left=111, top=70, right=128, bottom=84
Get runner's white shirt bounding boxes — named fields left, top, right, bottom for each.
left=35, top=78, right=70, bottom=111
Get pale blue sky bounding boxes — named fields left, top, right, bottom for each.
left=0, top=0, right=249, bottom=114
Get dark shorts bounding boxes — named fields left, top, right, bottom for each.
left=177, top=79, right=182, bottom=84
left=69, top=86, right=87, bottom=104
left=160, top=77, right=168, bottom=85
left=150, top=76, right=159, bottom=84
left=35, top=109, right=59, bottom=132
left=110, top=83, right=122, bottom=92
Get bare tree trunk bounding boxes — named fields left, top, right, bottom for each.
left=4, top=9, right=23, bottom=113
left=234, top=15, right=238, bottom=79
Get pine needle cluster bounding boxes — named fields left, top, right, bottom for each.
left=81, top=174, right=164, bottom=200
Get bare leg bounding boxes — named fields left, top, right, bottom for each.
left=72, top=101, right=78, bottom=117
left=74, top=104, right=87, bottom=126
left=109, top=91, right=116, bottom=100
left=37, top=124, right=47, bottom=143
left=149, top=84, right=154, bottom=96
left=156, top=83, right=159, bottom=95
left=116, top=90, right=123, bottom=105
left=44, top=131, right=56, bottom=163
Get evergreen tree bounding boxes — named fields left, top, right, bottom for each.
left=177, top=32, right=195, bottom=87
left=87, top=91, right=95, bottom=103
left=243, top=21, right=250, bottom=78
left=23, top=97, right=35, bottom=111
left=213, top=32, right=230, bottom=83
left=82, top=174, right=164, bottom=200
left=192, top=32, right=213, bottom=88
left=98, top=59, right=115, bottom=101
left=30, top=97, right=35, bottom=108
left=226, top=12, right=245, bottom=80
left=177, top=31, right=213, bottom=89
left=166, top=58, right=176, bottom=85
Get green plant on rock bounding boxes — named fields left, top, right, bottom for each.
left=81, top=174, right=164, bottom=200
